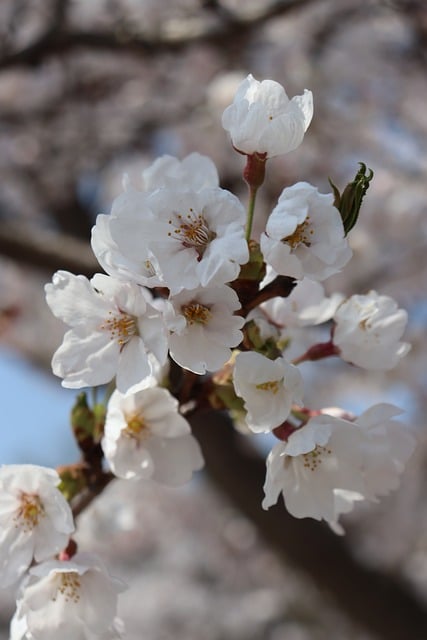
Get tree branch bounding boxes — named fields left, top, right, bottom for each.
left=0, top=0, right=318, bottom=69
left=0, top=221, right=98, bottom=276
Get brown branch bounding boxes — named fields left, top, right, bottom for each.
left=0, top=0, right=318, bottom=69
left=0, top=221, right=98, bottom=276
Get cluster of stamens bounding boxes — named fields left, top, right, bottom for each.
left=283, top=216, right=314, bottom=249
left=182, top=302, right=212, bottom=326
left=100, top=310, right=137, bottom=346
left=167, top=209, right=215, bottom=257
left=302, top=445, right=332, bottom=471
left=52, top=572, right=81, bottom=603
left=14, top=492, right=45, bottom=532
left=256, top=379, right=281, bottom=394
left=123, top=413, right=147, bottom=441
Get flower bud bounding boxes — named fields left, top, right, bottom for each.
left=329, top=162, right=373, bottom=235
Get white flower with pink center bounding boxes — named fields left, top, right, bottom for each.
left=233, top=351, right=303, bottom=433
left=166, top=285, right=244, bottom=374
left=102, top=388, right=204, bottom=484
left=262, top=415, right=366, bottom=529
left=332, top=291, right=410, bottom=370
left=0, top=465, right=74, bottom=588
left=110, top=187, right=249, bottom=294
left=222, top=74, right=313, bottom=158
left=13, top=553, right=125, bottom=640
left=260, top=182, right=352, bottom=281
left=45, top=271, right=168, bottom=393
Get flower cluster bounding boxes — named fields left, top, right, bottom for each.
left=2, top=74, right=416, bottom=636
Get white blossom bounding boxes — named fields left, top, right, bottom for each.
left=91, top=209, right=163, bottom=289
left=353, top=403, right=415, bottom=499
left=259, top=278, right=344, bottom=328
left=109, top=186, right=249, bottom=294
left=260, top=182, right=352, bottom=281
left=92, top=154, right=220, bottom=288
left=333, top=291, right=411, bottom=370
left=222, top=74, right=313, bottom=157
left=10, top=607, right=125, bottom=640
left=233, top=352, right=303, bottom=433
left=142, top=152, right=219, bottom=191
left=166, top=285, right=244, bottom=374
left=0, top=465, right=74, bottom=588
left=102, top=388, right=204, bottom=484
left=262, top=415, right=365, bottom=529
left=14, top=553, right=125, bottom=640
left=45, top=271, right=168, bottom=393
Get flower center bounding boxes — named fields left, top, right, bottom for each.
left=256, top=379, right=281, bottom=394
left=52, top=572, right=81, bottom=603
left=283, top=217, right=313, bottom=249
left=182, top=302, right=212, bottom=326
left=167, top=209, right=216, bottom=258
left=15, top=492, right=45, bottom=531
left=301, top=445, right=332, bottom=471
left=123, top=413, right=147, bottom=440
left=101, top=310, right=137, bottom=346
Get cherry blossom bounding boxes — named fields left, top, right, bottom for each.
left=258, top=278, right=343, bottom=329
left=260, top=182, right=352, bottom=281
left=45, top=271, right=168, bottom=393
left=233, top=351, right=303, bottom=433
left=142, top=152, right=219, bottom=191
left=102, top=387, right=204, bottom=484
left=332, top=291, right=411, bottom=370
left=353, top=403, right=415, bottom=499
left=166, top=285, right=244, bottom=374
left=0, top=465, right=74, bottom=588
left=109, top=186, right=248, bottom=294
left=92, top=153, right=220, bottom=288
left=13, top=553, right=125, bottom=640
left=222, top=74, right=313, bottom=157
left=262, top=415, right=366, bottom=529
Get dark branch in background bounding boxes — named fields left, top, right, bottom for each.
left=0, top=0, right=318, bottom=69
left=0, top=222, right=97, bottom=276
left=191, top=412, right=427, bottom=640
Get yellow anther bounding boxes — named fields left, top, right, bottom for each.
left=256, top=380, right=281, bottom=394
left=182, top=302, right=212, bottom=326
left=284, top=218, right=312, bottom=249
left=168, top=211, right=215, bottom=256
left=124, top=414, right=146, bottom=439
left=302, top=445, right=332, bottom=471
left=15, top=492, right=45, bottom=531
left=100, top=311, right=137, bottom=346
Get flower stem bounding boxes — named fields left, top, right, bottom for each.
left=292, top=340, right=340, bottom=365
left=245, top=186, right=258, bottom=241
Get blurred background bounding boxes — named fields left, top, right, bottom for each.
left=0, top=0, right=427, bottom=638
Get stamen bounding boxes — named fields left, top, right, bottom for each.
left=182, top=302, right=212, bottom=326
left=100, top=310, right=137, bottom=346
left=283, top=216, right=314, bottom=249
left=14, top=492, right=45, bottom=532
left=52, top=572, right=81, bottom=604
left=167, top=210, right=216, bottom=257
left=302, top=445, right=332, bottom=471
left=256, top=380, right=281, bottom=394
left=123, top=414, right=146, bottom=440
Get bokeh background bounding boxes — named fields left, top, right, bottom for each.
left=0, top=1, right=427, bottom=638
